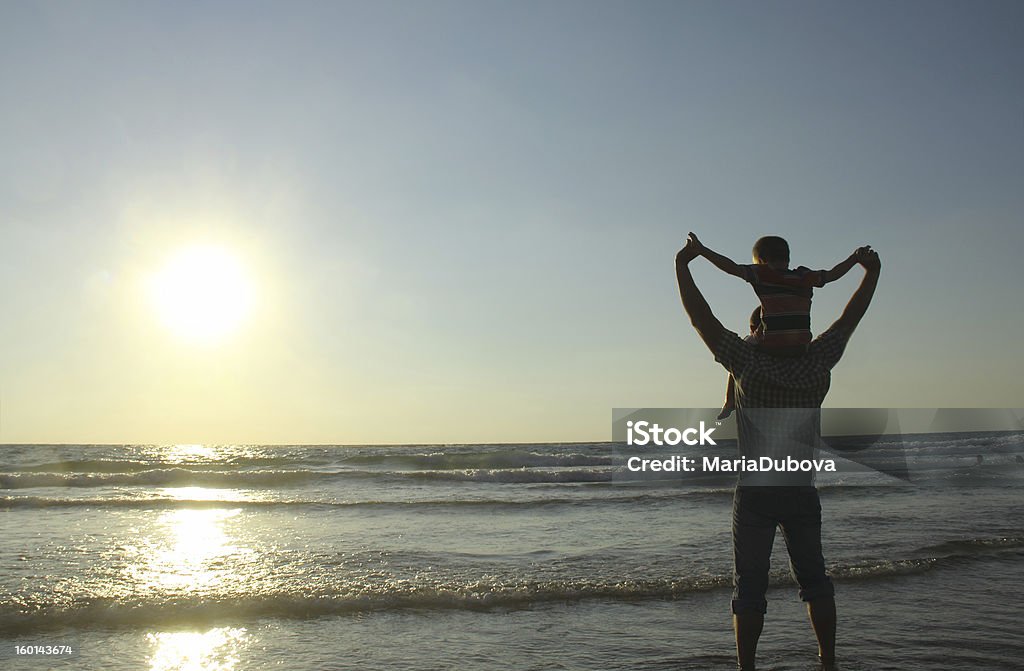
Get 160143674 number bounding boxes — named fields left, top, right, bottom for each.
left=14, top=645, right=75, bottom=655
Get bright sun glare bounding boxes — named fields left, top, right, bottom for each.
left=148, top=245, right=255, bottom=344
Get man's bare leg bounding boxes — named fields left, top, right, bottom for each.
left=734, top=611, right=763, bottom=671
left=807, top=596, right=836, bottom=670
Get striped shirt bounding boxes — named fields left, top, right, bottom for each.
left=740, top=264, right=829, bottom=347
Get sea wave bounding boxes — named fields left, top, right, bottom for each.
left=0, top=576, right=728, bottom=634
left=3, top=536, right=1018, bottom=634
left=339, top=451, right=613, bottom=470
left=0, top=466, right=623, bottom=489
left=0, top=456, right=322, bottom=474
left=405, top=468, right=614, bottom=483
left=896, top=431, right=1024, bottom=452
left=915, top=536, right=1024, bottom=556
left=0, top=489, right=735, bottom=511
left=0, top=469, right=320, bottom=489
left=0, top=451, right=613, bottom=475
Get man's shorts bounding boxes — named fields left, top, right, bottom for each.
left=731, top=486, right=835, bottom=614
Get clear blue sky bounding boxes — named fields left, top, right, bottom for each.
left=2, top=1, right=1022, bottom=444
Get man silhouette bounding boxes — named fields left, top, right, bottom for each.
left=675, top=235, right=881, bottom=671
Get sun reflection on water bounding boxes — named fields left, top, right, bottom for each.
left=126, top=445, right=263, bottom=670
left=140, top=443, right=264, bottom=465
left=128, top=507, right=252, bottom=591
left=147, top=627, right=249, bottom=671
left=167, top=444, right=219, bottom=462
left=160, top=486, right=251, bottom=502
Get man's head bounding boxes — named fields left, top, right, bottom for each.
left=752, top=236, right=789, bottom=268
left=749, top=306, right=763, bottom=338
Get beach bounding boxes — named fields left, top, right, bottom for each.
left=2, top=435, right=1022, bottom=670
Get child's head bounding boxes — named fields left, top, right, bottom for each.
left=749, top=306, right=763, bottom=339
left=752, top=236, right=789, bottom=268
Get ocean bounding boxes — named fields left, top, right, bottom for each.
left=2, top=433, right=1023, bottom=670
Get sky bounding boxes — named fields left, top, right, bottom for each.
left=1, top=0, right=1023, bottom=444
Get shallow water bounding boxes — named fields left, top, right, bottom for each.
left=2, top=435, right=1022, bottom=669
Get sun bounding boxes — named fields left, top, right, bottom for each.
left=147, top=245, right=255, bottom=344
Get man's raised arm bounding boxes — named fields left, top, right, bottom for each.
left=676, top=234, right=726, bottom=352
left=830, top=247, right=881, bottom=335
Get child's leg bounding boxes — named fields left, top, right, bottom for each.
left=718, top=374, right=736, bottom=420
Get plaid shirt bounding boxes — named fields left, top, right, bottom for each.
left=714, top=325, right=849, bottom=409
left=713, top=325, right=851, bottom=485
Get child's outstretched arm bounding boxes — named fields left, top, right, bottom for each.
left=687, top=232, right=748, bottom=280
left=821, top=246, right=871, bottom=284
